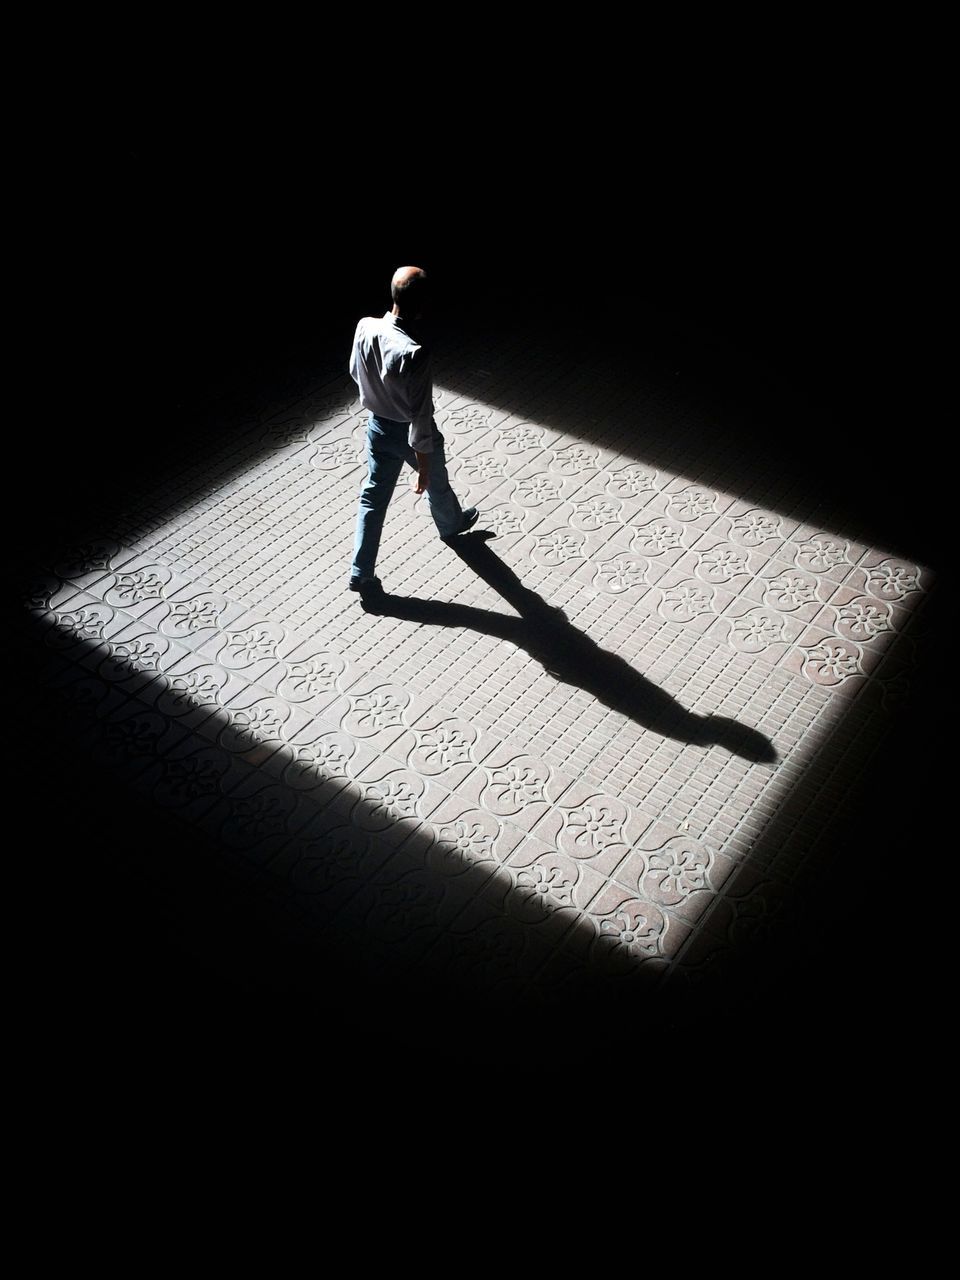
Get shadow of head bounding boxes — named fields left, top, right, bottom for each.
left=695, top=716, right=779, bottom=764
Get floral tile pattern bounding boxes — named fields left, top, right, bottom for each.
left=23, top=327, right=937, bottom=1020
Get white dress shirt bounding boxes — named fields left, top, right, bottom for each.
left=349, top=312, right=436, bottom=453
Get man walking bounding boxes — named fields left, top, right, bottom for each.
left=348, top=266, right=478, bottom=593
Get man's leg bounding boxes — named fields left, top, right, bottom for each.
left=407, top=428, right=473, bottom=538
left=351, top=420, right=405, bottom=582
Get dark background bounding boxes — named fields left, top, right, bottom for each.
left=22, top=76, right=946, bottom=1093
left=53, top=101, right=934, bottom=560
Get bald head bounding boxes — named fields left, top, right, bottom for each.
left=390, top=265, right=428, bottom=318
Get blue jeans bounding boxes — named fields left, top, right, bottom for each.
left=351, top=415, right=465, bottom=580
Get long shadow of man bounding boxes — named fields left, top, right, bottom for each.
left=362, top=533, right=777, bottom=764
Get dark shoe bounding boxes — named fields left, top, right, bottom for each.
left=349, top=575, right=382, bottom=594
left=441, top=508, right=479, bottom=541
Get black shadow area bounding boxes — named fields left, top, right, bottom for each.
left=363, top=533, right=776, bottom=765
left=28, top=113, right=944, bottom=1106
left=17, top=604, right=715, bottom=1077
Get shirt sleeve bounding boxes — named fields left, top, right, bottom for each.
left=348, top=320, right=363, bottom=385
left=404, top=346, right=436, bottom=454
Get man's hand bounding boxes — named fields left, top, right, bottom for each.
left=412, top=451, right=430, bottom=494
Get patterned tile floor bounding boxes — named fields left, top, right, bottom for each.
left=19, top=316, right=941, bottom=1052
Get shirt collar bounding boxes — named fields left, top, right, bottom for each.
left=385, top=311, right=421, bottom=340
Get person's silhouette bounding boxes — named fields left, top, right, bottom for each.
left=348, top=266, right=478, bottom=593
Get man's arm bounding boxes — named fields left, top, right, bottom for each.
left=412, top=449, right=431, bottom=493
left=348, top=319, right=364, bottom=386
left=405, top=347, right=435, bottom=492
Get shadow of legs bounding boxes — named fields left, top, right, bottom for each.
left=362, top=534, right=777, bottom=763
